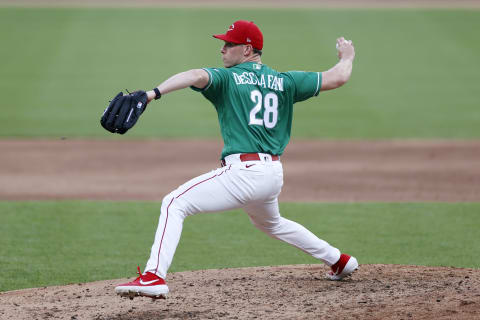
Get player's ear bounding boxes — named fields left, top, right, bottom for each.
left=244, top=44, right=253, bottom=56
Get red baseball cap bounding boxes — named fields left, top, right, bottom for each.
left=213, top=20, right=263, bottom=50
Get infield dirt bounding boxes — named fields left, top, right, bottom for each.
left=2, top=139, right=480, bottom=202
left=0, top=140, right=480, bottom=202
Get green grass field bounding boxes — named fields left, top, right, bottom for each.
left=0, top=7, right=479, bottom=138
left=1, top=6, right=479, bottom=294
left=1, top=201, right=479, bottom=292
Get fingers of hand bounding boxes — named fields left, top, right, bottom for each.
left=336, top=38, right=353, bottom=50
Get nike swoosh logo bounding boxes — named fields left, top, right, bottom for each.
left=246, top=164, right=256, bottom=168
left=139, top=279, right=159, bottom=285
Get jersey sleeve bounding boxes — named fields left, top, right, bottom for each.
left=284, top=71, right=322, bottom=103
left=191, top=67, right=229, bottom=103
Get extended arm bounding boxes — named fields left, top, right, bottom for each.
left=100, top=69, right=209, bottom=135
left=321, top=37, right=355, bottom=91
left=146, top=69, right=210, bottom=102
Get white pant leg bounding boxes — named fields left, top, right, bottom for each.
left=145, top=158, right=340, bottom=279
left=244, top=163, right=341, bottom=266
left=145, top=165, right=246, bottom=278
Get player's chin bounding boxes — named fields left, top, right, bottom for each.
left=222, top=59, right=232, bottom=68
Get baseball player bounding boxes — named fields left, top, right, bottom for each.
left=114, top=20, right=357, bottom=299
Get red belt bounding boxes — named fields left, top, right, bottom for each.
left=221, top=153, right=279, bottom=167
left=240, top=153, right=279, bottom=162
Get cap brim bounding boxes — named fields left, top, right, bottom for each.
left=213, top=34, right=228, bottom=41
left=213, top=34, right=242, bottom=44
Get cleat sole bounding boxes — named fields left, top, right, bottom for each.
left=117, top=290, right=167, bottom=300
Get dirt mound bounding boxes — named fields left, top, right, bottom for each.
left=1, top=264, right=479, bottom=319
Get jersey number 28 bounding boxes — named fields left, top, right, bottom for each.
left=249, top=90, right=278, bottom=129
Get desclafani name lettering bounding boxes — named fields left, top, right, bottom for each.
left=232, top=72, right=284, bottom=92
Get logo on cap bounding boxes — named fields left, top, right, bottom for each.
left=247, top=37, right=251, bottom=42
left=228, top=24, right=234, bottom=31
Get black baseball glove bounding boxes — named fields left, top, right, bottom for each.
left=100, top=90, right=149, bottom=134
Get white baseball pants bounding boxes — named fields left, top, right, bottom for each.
left=145, top=153, right=341, bottom=279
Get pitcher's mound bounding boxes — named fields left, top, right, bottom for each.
left=1, top=264, right=479, bottom=319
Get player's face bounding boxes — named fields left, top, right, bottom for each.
left=221, top=42, right=245, bottom=68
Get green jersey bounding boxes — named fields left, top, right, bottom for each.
left=192, top=62, right=322, bottom=159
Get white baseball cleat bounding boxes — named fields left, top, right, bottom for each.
left=115, top=266, right=169, bottom=300
left=326, top=253, right=358, bottom=281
